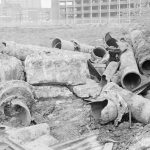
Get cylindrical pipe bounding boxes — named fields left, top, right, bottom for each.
left=130, top=30, right=150, bottom=75
left=52, top=38, right=94, bottom=53
left=108, top=82, right=150, bottom=124
left=91, top=47, right=107, bottom=62
left=0, top=80, right=35, bottom=127
left=52, top=38, right=75, bottom=51
left=90, top=47, right=107, bottom=75
left=90, top=99, right=118, bottom=124
left=79, top=43, right=94, bottom=53
left=119, top=42, right=141, bottom=90
left=102, top=61, right=119, bottom=85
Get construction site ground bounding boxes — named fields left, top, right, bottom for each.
left=0, top=24, right=150, bottom=150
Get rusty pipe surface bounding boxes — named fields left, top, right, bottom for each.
left=108, top=82, right=150, bottom=124
left=0, top=80, right=35, bottom=127
left=119, top=42, right=141, bottom=91
left=52, top=38, right=94, bottom=53
left=130, top=30, right=150, bottom=75
left=52, top=38, right=75, bottom=51
left=102, top=61, right=119, bottom=86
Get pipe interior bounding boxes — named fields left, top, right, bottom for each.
left=93, top=47, right=106, bottom=58
left=123, top=73, right=141, bottom=90
left=106, top=38, right=118, bottom=48
left=52, top=38, right=61, bottom=49
left=91, top=100, right=108, bottom=120
left=141, top=60, right=150, bottom=74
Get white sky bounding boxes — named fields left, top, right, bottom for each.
left=0, top=0, right=52, bottom=8
left=41, top=0, right=51, bottom=8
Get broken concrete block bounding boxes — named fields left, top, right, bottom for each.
left=22, top=134, right=58, bottom=150
left=51, top=133, right=103, bottom=150
left=0, top=80, right=35, bottom=127
left=25, top=51, right=90, bottom=85
left=33, top=86, right=73, bottom=100
left=0, top=54, right=24, bottom=81
left=6, top=123, right=50, bottom=144
left=0, top=124, right=57, bottom=150
left=73, top=79, right=102, bottom=98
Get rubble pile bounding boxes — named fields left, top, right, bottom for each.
left=1, top=24, right=150, bottom=149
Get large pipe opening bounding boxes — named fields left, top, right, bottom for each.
left=90, top=100, right=108, bottom=120
left=122, top=73, right=141, bottom=90
left=141, top=60, right=150, bottom=74
left=52, top=38, right=61, bottom=49
left=93, top=47, right=106, bottom=58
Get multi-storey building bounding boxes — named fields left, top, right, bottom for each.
left=52, top=0, right=142, bottom=24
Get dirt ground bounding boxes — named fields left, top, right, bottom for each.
left=0, top=24, right=149, bottom=150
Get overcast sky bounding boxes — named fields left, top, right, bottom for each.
left=0, top=0, right=52, bottom=8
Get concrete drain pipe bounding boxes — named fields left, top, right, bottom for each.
left=130, top=30, right=150, bottom=75
left=119, top=42, right=141, bottom=91
left=91, top=47, right=108, bottom=75
left=0, top=80, right=35, bottom=127
left=52, top=38, right=94, bottom=53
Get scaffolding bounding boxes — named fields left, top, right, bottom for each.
left=52, top=0, right=143, bottom=24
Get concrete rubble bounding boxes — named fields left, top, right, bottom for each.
left=1, top=24, right=150, bottom=149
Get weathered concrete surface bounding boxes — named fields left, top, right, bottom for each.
left=33, top=86, right=73, bottom=100
left=25, top=51, right=90, bottom=85
left=73, top=79, right=101, bottom=98
left=1, top=124, right=58, bottom=150
left=0, top=54, right=24, bottom=81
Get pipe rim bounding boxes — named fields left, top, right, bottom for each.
left=52, top=38, right=61, bottom=49
left=121, top=72, right=141, bottom=90
left=92, top=47, right=106, bottom=60
left=141, top=59, right=150, bottom=75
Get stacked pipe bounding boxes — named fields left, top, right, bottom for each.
left=119, top=42, right=141, bottom=90
left=130, top=30, right=150, bottom=75
left=52, top=38, right=94, bottom=53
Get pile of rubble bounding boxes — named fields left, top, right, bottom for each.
left=0, top=24, right=150, bottom=150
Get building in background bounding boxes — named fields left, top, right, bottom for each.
left=1, top=0, right=41, bottom=8
left=51, top=0, right=143, bottom=24
left=0, top=0, right=51, bottom=25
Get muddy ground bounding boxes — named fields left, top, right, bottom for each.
left=0, top=24, right=149, bottom=150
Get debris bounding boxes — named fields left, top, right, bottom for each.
left=73, top=79, right=102, bottom=99
left=0, top=124, right=57, bottom=150
left=0, top=54, right=24, bottom=81
left=102, top=61, right=119, bottom=86
left=0, top=80, right=35, bottom=127
left=90, top=99, right=118, bottom=125
left=1, top=41, right=47, bottom=61
left=119, top=42, right=141, bottom=90
left=100, top=82, right=150, bottom=124
left=25, top=51, right=90, bottom=86
left=51, top=133, right=103, bottom=150
left=33, top=86, right=73, bottom=100
left=103, top=142, right=114, bottom=150
left=105, top=32, right=118, bottom=48
left=87, top=59, right=102, bottom=81
left=52, top=38, right=94, bottom=53
left=91, top=47, right=107, bottom=62
left=130, top=29, right=150, bottom=75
